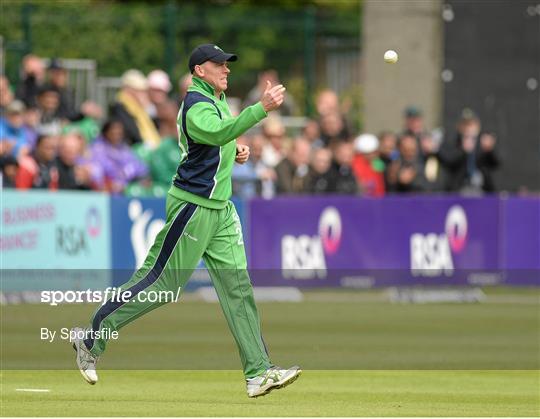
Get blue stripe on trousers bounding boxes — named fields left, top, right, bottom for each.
left=84, top=203, right=197, bottom=350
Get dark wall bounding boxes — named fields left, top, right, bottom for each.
left=443, top=0, right=540, bottom=192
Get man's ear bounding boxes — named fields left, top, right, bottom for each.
left=194, top=65, right=204, bottom=78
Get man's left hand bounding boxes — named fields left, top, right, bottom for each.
left=235, top=144, right=250, bottom=164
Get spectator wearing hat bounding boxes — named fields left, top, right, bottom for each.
left=402, top=105, right=426, bottom=146
left=439, top=109, right=500, bottom=193
left=15, top=133, right=59, bottom=190
left=147, top=70, right=172, bottom=108
left=147, top=69, right=177, bottom=133
left=0, top=100, right=30, bottom=159
left=352, top=134, right=385, bottom=197
left=16, top=54, right=46, bottom=108
left=109, top=69, right=161, bottom=148
left=47, top=58, right=77, bottom=120
left=90, top=119, right=148, bottom=194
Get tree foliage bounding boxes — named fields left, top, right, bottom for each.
left=1, top=0, right=361, bottom=116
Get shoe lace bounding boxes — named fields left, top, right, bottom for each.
left=261, top=366, right=282, bottom=384
left=80, top=344, right=98, bottom=367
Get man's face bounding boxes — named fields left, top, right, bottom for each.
left=379, top=134, right=397, bottom=156
left=24, top=108, right=41, bottom=127
left=320, top=113, right=343, bottom=137
left=49, top=69, right=67, bottom=88
left=405, top=116, right=423, bottom=134
left=105, top=122, right=125, bottom=146
left=196, top=61, right=230, bottom=93
left=334, top=142, right=354, bottom=166
left=459, top=120, right=481, bottom=137
left=400, top=135, right=417, bottom=161
left=149, top=88, right=167, bottom=105
left=59, top=134, right=82, bottom=166
left=316, top=90, right=339, bottom=116
left=24, top=56, right=45, bottom=80
left=37, top=136, right=58, bottom=163
left=7, top=112, right=24, bottom=128
left=312, top=148, right=331, bottom=174
left=292, top=140, right=311, bottom=167
left=39, top=91, right=60, bottom=113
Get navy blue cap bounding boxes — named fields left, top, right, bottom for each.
left=404, top=106, right=422, bottom=118
left=188, top=44, right=237, bottom=73
left=48, top=58, right=65, bottom=71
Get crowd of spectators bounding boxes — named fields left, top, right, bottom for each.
left=1, top=55, right=501, bottom=198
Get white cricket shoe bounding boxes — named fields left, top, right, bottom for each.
left=246, top=365, right=302, bottom=398
left=71, top=327, right=98, bottom=385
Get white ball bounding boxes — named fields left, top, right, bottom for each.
left=384, top=50, right=398, bottom=64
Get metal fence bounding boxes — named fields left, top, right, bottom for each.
left=41, top=58, right=97, bottom=109
left=95, top=76, right=122, bottom=117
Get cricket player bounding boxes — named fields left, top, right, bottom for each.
left=71, top=44, right=301, bottom=398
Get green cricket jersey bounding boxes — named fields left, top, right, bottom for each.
left=168, top=77, right=267, bottom=209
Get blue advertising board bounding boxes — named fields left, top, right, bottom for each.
left=109, top=196, right=245, bottom=287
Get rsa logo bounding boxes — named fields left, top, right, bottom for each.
left=410, top=205, right=468, bottom=277
left=281, top=207, right=342, bottom=280
left=56, top=207, right=101, bottom=256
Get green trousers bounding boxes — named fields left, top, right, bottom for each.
left=84, top=196, right=272, bottom=378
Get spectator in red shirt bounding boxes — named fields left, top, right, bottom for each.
left=352, top=134, right=385, bottom=197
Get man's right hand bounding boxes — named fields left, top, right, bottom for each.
left=260, top=80, right=286, bottom=113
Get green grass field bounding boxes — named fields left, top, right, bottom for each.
left=2, top=370, right=538, bottom=416
left=1, top=288, right=539, bottom=416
